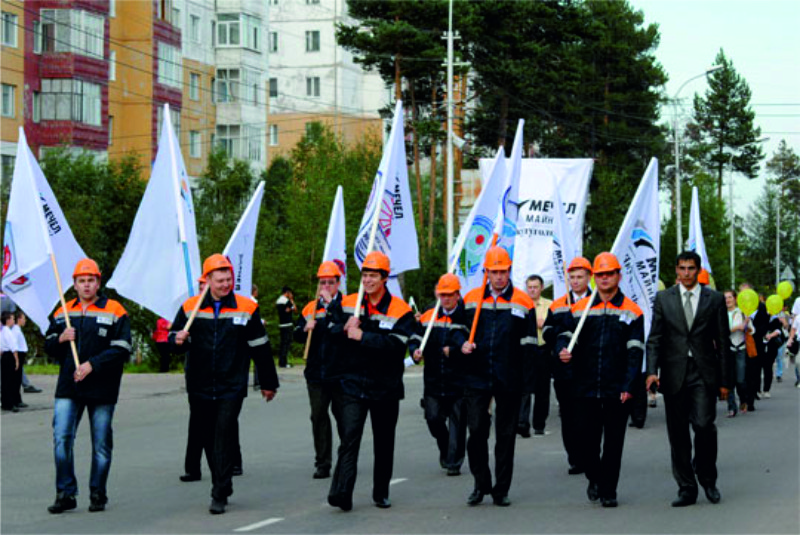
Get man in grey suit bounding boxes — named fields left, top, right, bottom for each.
left=646, top=251, right=731, bottom=507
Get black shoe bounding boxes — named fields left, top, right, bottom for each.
left=1, top=406, right=19, bottom=413
left=648, top=400, right=657, bottom=408
left=232, top=466, right=243, bottom=476
left=776, top=376, right=783, bottom=383
left=446, top=467, right=461, bottom=476
left=533, top=428, right=545, bottom=436
left=15, top=402, right=29, bottom=408
left=587, top=482, right=600, bottom=502
left=493, top=495, right=511, bottom=507
left=568, top=465, right=584, bottom=475
left=601, top=497, right=618, bottom=508
left=466, top=490, right=485, bottom=506
left=47, top=494, right=77, bottom=514
left=179, top=473, right=201, bottom=482
left=253, top=384, right=260, bottom=391
left=671, top=490, right=697, bottom=507
left=88, top=492, right=107, bottom=513
left=209, top=498, right=226, bottom=515
left=517, top=427, right=531, bottom=438
left=328, top=493, right=352, bottom=511
left=628, top=421, right=644, bottom=429
left=24, top=385, right=42, bottom=393
left=703, top=485, right=721, bottom=504
left=374, top=497, right=391, bottom=509
left=313, top=467, right=330, bottom=479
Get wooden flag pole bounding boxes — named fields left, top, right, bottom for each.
left=302, top=282, right=322, bottom=361
left=467, top=233, right=499, bottom=345
left=49, top=254, right=80, bottom=369
left=183, top=283, right=210, bottom=332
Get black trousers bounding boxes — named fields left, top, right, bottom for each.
left=278, top=327, right=292, bottom=367
left=628, top=370, right=648, bottom=427
left=577, top=397, right=629, bottom=500
left=762, top=342, right=779, bottom=392
left=464, top=389, right=521, bottom=497
left=329, top=392, right=399, bottom=502
left=308, top=382, right=336, bottom=471
left=553, top=379, right=581, bottom=468
left=423, top=394, right=466, bottom=470
left=156, top=343, right=172, bottom=373
left=185, top=396, right=243, bottom=483
left=1, top=351, right=21, bottom=409
left=663, top=358, right=718, bottom=493
left=519, top=361, right=551, bottom=432
left=744, top=353, right=761, bottom=408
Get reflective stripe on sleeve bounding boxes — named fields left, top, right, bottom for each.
left=248, top=335, right=269, bottom=347
left=110, top=340, right=132, bottom=352
left=390, top=333, right=409, bottom=344
left=520, top=336, right=538, bottom=346
left=627, top=340, right=645, bottom=351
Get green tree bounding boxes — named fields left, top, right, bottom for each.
left=739, top=182, right=781, bottom=291
left=765, top=140, right=800, bottom=285
left=686, top=49, right=764, bottom=200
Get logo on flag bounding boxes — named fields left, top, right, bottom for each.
left=459, top=214, right=494, bottom=279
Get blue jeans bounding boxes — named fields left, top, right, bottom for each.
left=776, top=345, right=784, bottom=378
left=53, top=398, right=115, bottom=498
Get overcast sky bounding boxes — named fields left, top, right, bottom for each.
left=629, top=0, right=799, bottom=216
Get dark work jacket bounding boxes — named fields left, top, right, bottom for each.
left=328, top=289, right=414, bottom=401
left=543, top=292, right=584, bottom=385
left=294, top=293, right=342, bottom=384
left=45, top=294, right=132, bottom=404
left=555, top=290, right=644, bottom=399
left=460, top=283, right=538, bottom=394
left=170, top=290, right=278, bottom=400
left=407, top=300, right=469, bottom=398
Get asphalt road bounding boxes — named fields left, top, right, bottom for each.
left=2, top=367, right=798, bottom=534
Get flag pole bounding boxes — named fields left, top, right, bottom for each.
left=567, top=285, right=598, bottom=353
left=183, top=284, right=210, bottom=332
left=49, top=254, right=80, bottom=369
left=303, top=282, right=322, bottom=361
left=466, top=233, right=499, bottom=344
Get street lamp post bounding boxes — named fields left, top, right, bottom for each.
left=673, top=65, right=723, bottom=252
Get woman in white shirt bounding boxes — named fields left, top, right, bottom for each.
left=724, top=290, right=752, bottom=417
left=785, top=314, right=799, bottom=388
left=0, top=311, right=21, bottom=412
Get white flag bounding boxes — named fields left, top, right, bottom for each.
left=108, top=104, right=201, bottom=320
left=551, top=175, right=579, bottom=302
left=323, top=185, right=347, bottom=293
left=686, top=186, right=712, bottom=273
left=450, top=147, right=507, bottom=292
left=353, top=101, right=419, bottom=291
left=494, top=119, right=525, bottom=256
left=224, top=181, right=264, bottom=298
left=1, top=128, right=86, bottom=333
left=611, top=157, right=660, bottom=338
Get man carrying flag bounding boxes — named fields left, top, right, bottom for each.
left=45, top=259, right=132, bottom=514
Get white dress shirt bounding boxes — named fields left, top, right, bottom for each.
left=11, top=324, right=28, bottom=352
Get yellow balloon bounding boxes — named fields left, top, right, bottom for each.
left=737, top=289, right=759, bottom=316
left=777, top=281, right=793, bottom=301
left=766, top=295, right=783, bottom=316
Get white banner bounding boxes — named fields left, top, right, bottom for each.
left=323, top=185, right=347, bottom=293
left=686, top=186, right=712, bottom=273
left=550, top=173, right=579, bottom=302
left=1, top=128, right=86, bottom=333
left=479, top=158, right=593, bottom=289
left=108, top=104, right=201, bottom=320
left=224, top=181, right=264, bottom=298
left=494, top=120, right=524, bottom=254
left=611, top=157, right=661, bottom=338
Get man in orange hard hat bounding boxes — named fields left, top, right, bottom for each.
left=171, top=254, right=279, bottom=515
left=45, top=258, right=132, bottom=514
left=542, top=256, right=592, bottom=475
left=326, top=251, right=415, bottom=511
left=460, top=246, right=538, bottom=507
left=557, top=252, right=644, bottom=508
left=294, top=261, right=344, bottom=480
left=408, top=273, right=469, bottom=476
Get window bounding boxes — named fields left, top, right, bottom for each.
left=305, top=30, right=320, bottom=52
left=269, top=78, right=278, bottom=98
left=216, top=124, right=241, bottom=157
left=157, top=0, right=173, bottom=21
left=109, top=50, right=116, bottom=81
left=269, top=124, right=278, bottom=146
left=216, top=68, right=239, bottom=103
left=268, top=31, right=278, bottom=53
left=108, top=116, right=113, bottom=145
left=190, top=131, right=201, bottom=158
left=211, top=21, right=216, bottom=46
left=217, top=14, right=240, bottom=46
left=190, top=14, right=200, bottom=42
left=32, top=91, right=41, bottom=122
left=1, top=155, right=15, bottom=184
left=157, top=42, right=182, bottom=89
left=2, top=12, right=18, bottom=48
left=40, top=79, right=101, bottom=126
left=270, top=0, right=279, bottom=5
left=39, top=9, right=104, bottom=59
left=171, top=7, right=180, bottom=30
left=307, top=0, right=320, bottom=4
left=217, top=13, right=261, bottom=50
left=241, top=68, right=260, bottom=105
left=2, top=84, right=15, bottom=117
left=246, top=125, right=262, bottom=161
left=190, top=73, right=200, bottom=100
left=109, top=0, right=115, bottom=17
left=306, top=76, right=320, bottom=97
left=156, top=105, right=180, bottom=140
left=33, top=21, right=41, bottom=53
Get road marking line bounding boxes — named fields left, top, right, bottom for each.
left=234, top=517, right=284, bottom=532
left=390, top=478, right=407, bottom=485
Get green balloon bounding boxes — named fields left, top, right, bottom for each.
left=777, top=281, right=793, bottom=301
left=737, top=289, right=759, bottom=316
left=766, top=295, right=783, bottom=316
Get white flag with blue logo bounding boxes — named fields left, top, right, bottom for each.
left=1, top=128, right=86, bottom=333
left=686, top=186, right=712, bottom=273
left=611, top=157, right=660, bottom=337
left=551, top=175, right=579, bottom=302
left=323, top=185, right=347, bottom=293
left=223, top=181, right=264, bottom=298
left=494, top=119, right=525, bottom=257
left=108, top=104, right=201, bottom=320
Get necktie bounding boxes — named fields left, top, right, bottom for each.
left=684, top=292, right=694, bottom=329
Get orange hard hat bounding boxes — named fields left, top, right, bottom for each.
left=317, top=261, right=341, bottom=278
left=198, top=274, right=207, bottom=284
left=73, top=258, right=101, bottom=279
left=362, top=251, right=390, bottom=272
left=436, top=273, right=461, bottom=294
left=567, top=256, right=593, bottom=274
left=202, top=254, right=233, bottom=278
left=484, top=246, right=512, bottom=271
left=593, top=252, right=622, bottom=274
left=698, top=268, right=710, bottom=285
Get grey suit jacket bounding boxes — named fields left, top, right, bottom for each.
left=646, top=284, right=731, bottom=396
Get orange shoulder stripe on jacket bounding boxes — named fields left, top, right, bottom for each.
left=182, top=295, right=203, bottom=314
left=103, top=299, right=128, bottom=317
left=510, top=288, right=535, bottom=309
left=386, top=296, right=412, bottom=318
left=233, top=294, right=258, bottom=314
